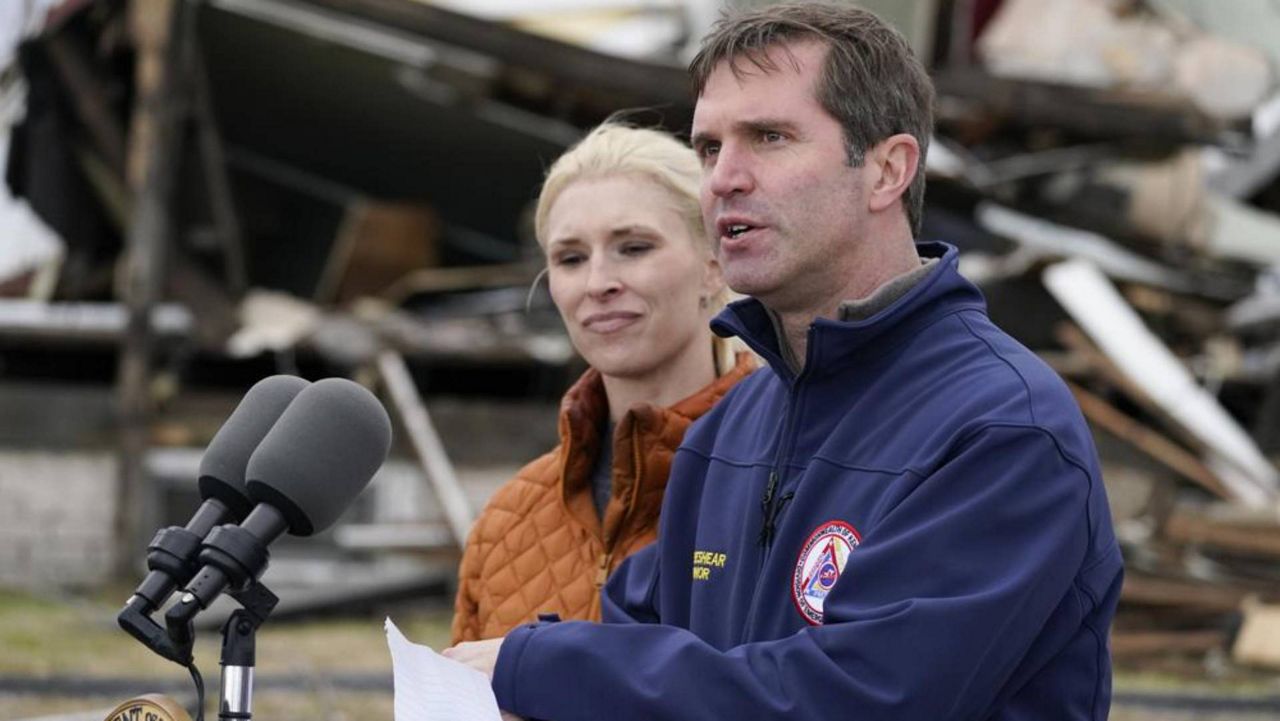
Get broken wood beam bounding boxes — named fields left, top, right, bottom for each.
left=1111, top=629, right=1225, bottom=658
left=43, top=33, right=128, bottom=180
left=934, top=67, right=1226, bottom=144
left=1044, top=261, right=1278, bottom=506
left=1066, top=380, right=1232, bottom=500
left=1056, top=322, right=1207, bottom=456
left=375, top=350, right=473, bottom=548
left=1121, top=574, right=1247, bottom=613
left=1165, top=506, right=1280, bottom=560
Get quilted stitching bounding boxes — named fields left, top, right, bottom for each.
left=451, top=354, right=755, bottom=643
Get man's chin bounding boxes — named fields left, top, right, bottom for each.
left=722, top=273, right=777, bottom=301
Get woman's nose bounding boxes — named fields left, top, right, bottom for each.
left=586, top=257, right=622, bottom=299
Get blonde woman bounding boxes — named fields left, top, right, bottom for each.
left=451, top=123, right=754, bottom=643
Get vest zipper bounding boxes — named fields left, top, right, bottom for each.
left=594, top=423, right=645, bottom=591
left=595, top=552, right=612, bottom=588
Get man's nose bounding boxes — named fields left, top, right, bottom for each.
left=707, top=143, right=755, bottom=198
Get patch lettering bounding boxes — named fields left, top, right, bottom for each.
left=791, top=520, right=861, bottom=625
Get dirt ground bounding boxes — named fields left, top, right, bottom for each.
left=1, top=588, right=1278, bottom=721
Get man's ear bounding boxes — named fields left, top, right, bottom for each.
left=866, top=134, right=920, bottom=214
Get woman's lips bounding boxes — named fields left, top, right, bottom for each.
left=582, top=311, right=642, bottom=333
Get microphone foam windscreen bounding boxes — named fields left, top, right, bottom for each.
left=244, top=378, right=392, bottom=536
left=199, top=375, right=311, bottom=520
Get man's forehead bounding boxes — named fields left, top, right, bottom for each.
left=692, top=40, right=825, bottom=129
left=705, top=39, right=827, bottom=89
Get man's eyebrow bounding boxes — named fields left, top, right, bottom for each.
left=738, top=118, right=800, bottom=135
left=690, top=130, right=717, bottom=150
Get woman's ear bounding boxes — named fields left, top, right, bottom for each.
left=702, top=255, right=725, bottom=303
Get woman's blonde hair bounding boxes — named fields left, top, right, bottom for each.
left=535, top=122, right=739, bottom=375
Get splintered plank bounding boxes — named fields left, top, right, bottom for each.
left=1111, top=629, right=1226, bottom=658
left=1165, top=506, right=1280, bottom=559
left=1065, top=379, right=1231, bottom=500
left=1121, top=574, right=1246, bottom=613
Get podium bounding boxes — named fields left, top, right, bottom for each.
left=104, top=694, right=193, bottom=721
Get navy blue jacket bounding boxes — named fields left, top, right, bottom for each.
left=493, top=242, right=1123, bottom=721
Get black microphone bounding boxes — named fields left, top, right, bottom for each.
left=125, top=375, right=311, bottom=614
left=165, top=378, right=392, bottom=629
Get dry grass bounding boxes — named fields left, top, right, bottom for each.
left=4, top=588, right=1280, bottom=721
left=0, top=587, right=450, bottom=720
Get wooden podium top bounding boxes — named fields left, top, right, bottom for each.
left=104, top=693, right=193, bottom=721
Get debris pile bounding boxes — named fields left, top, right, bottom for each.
left=1, top=0, right=1279, bottom=672
left=932, top=0, right=1280, bottom=674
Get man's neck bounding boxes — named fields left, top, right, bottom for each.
left=770, top=242, right=926, bottom=368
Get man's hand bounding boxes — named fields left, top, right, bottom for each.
left=442, top=637, right=504, bottom=679
left=442, top=638, right=523, bottom=720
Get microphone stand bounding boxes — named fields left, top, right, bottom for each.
left=121, top=505, right=285, bottom=720
left=118, top=574, right=278, bottom=721
left=216, top=583, right=278, bottom=721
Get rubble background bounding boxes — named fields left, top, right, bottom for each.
left=3, top=0, right=1280, bottom=716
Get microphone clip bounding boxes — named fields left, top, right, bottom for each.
left=120, top=519, right=281, bottom=668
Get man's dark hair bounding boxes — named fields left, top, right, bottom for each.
left=689, top=2, right=934, bottom=237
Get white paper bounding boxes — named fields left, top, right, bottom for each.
left=385, top=617, right=503, bottom=721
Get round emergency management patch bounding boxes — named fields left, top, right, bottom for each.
left=791, top=520, right=861, bottom=625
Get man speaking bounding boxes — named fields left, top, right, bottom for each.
left=447, top=4, right=1123, bottom=720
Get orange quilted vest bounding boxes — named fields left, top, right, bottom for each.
left=451, top=353, right=755, bottom=643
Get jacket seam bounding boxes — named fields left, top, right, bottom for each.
left=676, top=446, right=767, bottom=468
left=1076, top=541, right=1122, bottom=605
left=687, top=423, right=1095, bottom=481
left=942, top=422, right=1099, bottom=547
left=957, top=312, right=1038, bottom=426
left=806, top=456, right=929, bottom=477
left=1083, top=615, right=1107, bottom=719
left=1074, top=573, right=1100, bottom=611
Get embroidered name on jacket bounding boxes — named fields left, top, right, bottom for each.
left=792, top=520, right=861, bottom=624
left=692, top=550, right=728, bottom=581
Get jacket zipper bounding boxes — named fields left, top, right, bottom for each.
left=762, top=392, right=800, bottom=549
left=737, top=327, right=819, bottom=642
left=738, top=373, right=805, bottom=643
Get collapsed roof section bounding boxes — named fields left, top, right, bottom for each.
left=199, top=0, right=694, bottom=273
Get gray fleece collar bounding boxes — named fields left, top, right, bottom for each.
left=766, top=257, right=939, bottom=373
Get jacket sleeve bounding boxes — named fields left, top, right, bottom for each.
left=600, top=541, right=661, bottom=625
left=492, top=426, right=1110, bottom=721
left=450, top=518, right=486, bottom=644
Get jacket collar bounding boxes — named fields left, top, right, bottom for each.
left=711, top=242, right=986, bottom=383
left=554, top=353, right=757, bottom=535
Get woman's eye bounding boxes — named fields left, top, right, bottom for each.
left=620, top=242, right=653, bottom=256
left=554, top=253, right=585, bottom=267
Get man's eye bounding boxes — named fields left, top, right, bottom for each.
left=699, top=143, right=720, bottom=159
left=762, top=131, right=784, bottom=143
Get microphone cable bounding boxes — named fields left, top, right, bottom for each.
left=186, top=660, right=206, bottom=721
